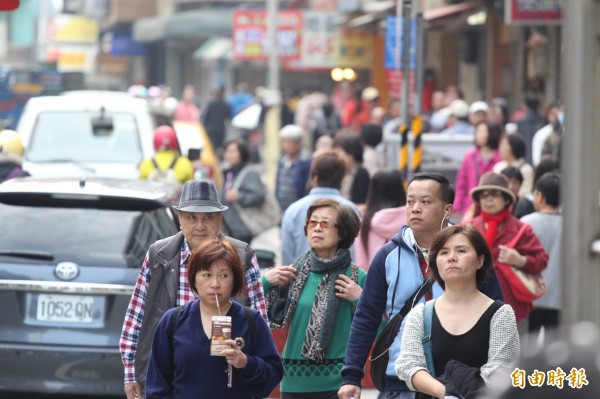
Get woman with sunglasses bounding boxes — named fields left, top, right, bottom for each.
left=263, top=198, right=365, bottom=399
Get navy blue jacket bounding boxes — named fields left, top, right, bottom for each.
left=146, top=300, right=283, bottom=398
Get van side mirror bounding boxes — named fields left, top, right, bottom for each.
left=92, top=107, right=114, bottom=136
left=187, top=148, right=201, bottom=161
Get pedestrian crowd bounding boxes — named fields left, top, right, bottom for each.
left=0, top=80, right=565, bottom=398
left=110, top=81, right=568, bottom=399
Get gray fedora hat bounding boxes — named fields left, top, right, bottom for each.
left=175, top=180, right=228, bottom=213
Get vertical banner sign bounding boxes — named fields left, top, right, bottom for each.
left=384, top=16, right=416, bottom=70
left=232, top=10, right=302, bottom=61
left=301, top=12, right=335, bottom=67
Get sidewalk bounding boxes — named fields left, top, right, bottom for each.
left=362, top=389, right=382, bottom=399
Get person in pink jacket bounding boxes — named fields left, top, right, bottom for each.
left=453, top=122, right=503, bottom=222
left=355, top=170, right=407, bottom=270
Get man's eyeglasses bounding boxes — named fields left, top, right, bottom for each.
left=306, top=219, right=339, bottom=229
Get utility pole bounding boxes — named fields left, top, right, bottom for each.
left=266, top=0, right=279, bottom=91
left=561, top=0, right=600, bottom=329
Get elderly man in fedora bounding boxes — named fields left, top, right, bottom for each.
left=120, top=180, right=267, bottom=399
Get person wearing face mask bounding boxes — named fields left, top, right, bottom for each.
left=119, top=180, right=267, bottom=399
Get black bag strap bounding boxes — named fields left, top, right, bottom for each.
left=244, top=306, right=256, bottom=348
left=395, top=278, right=433, bottom=322
left=369, top=278, right=433, bottom=362
left=168, top=155, right=180, bottom=170
left=151, top=156, right=179, bottom=172
left=169, top=305, right=184, bottom=372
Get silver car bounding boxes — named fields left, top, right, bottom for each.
left=0, top=177, right=181, bottom=395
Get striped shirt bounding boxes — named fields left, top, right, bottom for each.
left=119, top=239, right=267, bottom=383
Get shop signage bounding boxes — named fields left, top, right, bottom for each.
left=385, top=16, right=417, bottom=70
left=232, top=10, right=302, bottom=61
left=505, top=0, right=562, bottom=25
left=385, top=69, right=416, bottom=102
left=300, top=12, right=373, bottom=69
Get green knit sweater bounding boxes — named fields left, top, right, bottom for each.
left=263, top=265, right=367, bottom=393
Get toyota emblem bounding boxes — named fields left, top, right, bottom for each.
left=55, top=262, right=80, bottom=281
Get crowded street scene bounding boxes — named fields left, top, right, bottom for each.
left=0, top=0, right=598, bottom=398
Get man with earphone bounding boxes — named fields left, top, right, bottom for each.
left=339, top=172, right=503, bottom=399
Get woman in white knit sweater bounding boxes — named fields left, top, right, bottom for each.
left=396, top=226, right=519, bottom=399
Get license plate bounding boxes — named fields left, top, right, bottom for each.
left=36, top=294, right=94, bottom=323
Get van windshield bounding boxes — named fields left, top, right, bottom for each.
left=27, top=111, right=143, bottom=163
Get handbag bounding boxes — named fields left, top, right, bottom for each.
left=495, top=224, right=547, bottom=302
left=369, top=278, right=432, bottom=392
left=231, top=166, right=282, bottom=236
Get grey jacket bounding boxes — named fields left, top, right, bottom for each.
left=135, top=231, right=253, bottom=389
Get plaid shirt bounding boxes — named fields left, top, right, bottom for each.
left=119, top=239, right=267, bottom=383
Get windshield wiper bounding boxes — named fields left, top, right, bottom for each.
left=0, top=250, right=55, bottom=261
left=40, top=159, right=96, bottom=173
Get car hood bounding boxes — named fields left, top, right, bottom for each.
left=23, top=161, right=140, bottom=179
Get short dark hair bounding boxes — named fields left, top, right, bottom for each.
left=501, top=166, right=524, bottom=184
left=310, top=150, right=346, bottom=189
left=480, top=122, right=503, bottom=150
left=408, top=172, right=455, bottom=204
left=429, top=225, right=492, bottom=290
left=304, top=198, right=361, bottom=250
left=360, top=124, right=383, bottom=148
left=524, top=92, right=540, bottom=111
left=223, top=139, right=250, bottom=164
left=187, top=240, right=246, bottom=299
left=506, top=133, right=527, bottom=160
left=535, top=172, right=560, bottom=208
left=534, top=157, right=559, bottom=185
left=334, top=134, right=364, bottom=164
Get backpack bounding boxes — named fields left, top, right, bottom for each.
left=168, top=305, right=256, bottom=370
left=148, top=156, right=180, bottom=184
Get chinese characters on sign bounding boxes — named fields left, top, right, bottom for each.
left=511, top=367, right=589, bottom=389
left=505, top=0, right=563, bottom=25
left=232, top=11, right=373, bottom=69
left=232, top=10, right=302, bottom=61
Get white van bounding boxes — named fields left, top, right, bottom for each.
left=17, top=93, right=155, bottom=179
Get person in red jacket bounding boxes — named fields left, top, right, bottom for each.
left=468, top=172, right=548, bottom=334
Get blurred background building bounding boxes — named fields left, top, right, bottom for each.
left=0, top=0, right=563, bottom=114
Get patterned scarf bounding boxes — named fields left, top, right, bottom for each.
left=265, top=248, right=353, bottom=363
left=481, top=207, right=511, bottom=246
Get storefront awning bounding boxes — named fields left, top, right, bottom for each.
left=194, top=37, right=232, bottom=62
left=133, top=9, right=234, bottom=43
left=424, top=1, right=483, bottom=28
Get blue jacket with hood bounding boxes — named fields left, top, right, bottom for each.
left=341, top=225, right=503, bottom=393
